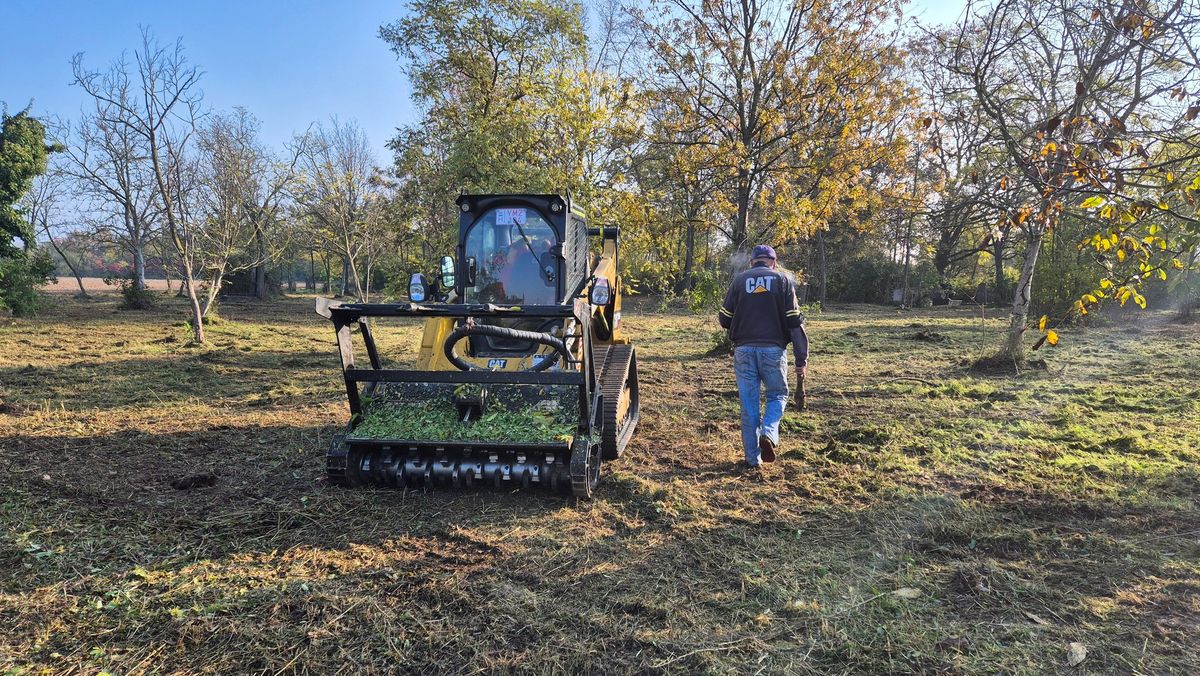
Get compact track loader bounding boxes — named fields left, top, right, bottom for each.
left=316, top=193, right=639, bottom=498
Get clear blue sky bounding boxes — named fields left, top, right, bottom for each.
left=2, top=0, right=966, bottom=166
left=1, top=0, right=412, bottom=162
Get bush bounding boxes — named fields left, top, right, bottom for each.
left=0, top=250, right=54, bottom=317
left=686, top=268, right=726, bottom=312
left=109, top=272, right=156, bottom=310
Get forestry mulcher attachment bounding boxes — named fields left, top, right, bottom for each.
left=316, top=193, right=639, bottom=498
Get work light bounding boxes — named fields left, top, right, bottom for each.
left=590, top=277, right=611, bottom=306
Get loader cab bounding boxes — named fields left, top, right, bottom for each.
left=454, top=194, right=589, bottom=357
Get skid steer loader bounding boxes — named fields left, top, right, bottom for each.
left=316, top=193, right=639, bottom=498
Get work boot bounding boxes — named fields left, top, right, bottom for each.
left=758, top=435, right=777, bottom=463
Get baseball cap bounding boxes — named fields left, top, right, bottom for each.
left=751, top=244, right=777, bottom=260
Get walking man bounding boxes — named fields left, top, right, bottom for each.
left=718, top=245, right=809, bottom=468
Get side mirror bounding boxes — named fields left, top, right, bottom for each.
left=465, top=256, right=478, bottom=286
left=408, top=272, right=428, bottom=303
left=439, top=255, right=456, bottom=289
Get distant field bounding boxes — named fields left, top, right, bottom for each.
left=41, top=276, right=172, bottom=294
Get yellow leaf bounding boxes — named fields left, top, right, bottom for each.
left=1117, top=249, right=1127, bottom=262
left=1038, top=315, right=1048, bottom=331
left=1100, top=279, right=1114, bottom=289
left=1135, top=293, right=1147, bottom=309
left=1047, top=330, right=1059, bottom=346
left=1159, top=269, right=1168, bottom=281
left=1084, top=294, right=1098, bottom=303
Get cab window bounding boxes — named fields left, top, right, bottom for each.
left=463, top=207, right=557, bottom=305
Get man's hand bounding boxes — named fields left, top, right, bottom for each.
left=794, top=365, right=807, bottom=411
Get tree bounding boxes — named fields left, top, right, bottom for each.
left=634, top=0, right=912, bottom=253
left=380, top=0, right=637, bottom=276
left=72, top=30, right=208, bottom=342
left=295, top=120, right=383, bottom=302
left=57, top=80, right=161, bottom=292
left=195, top=109, right=305, bottom=314
left=0, top=109, right=57, bottom=315
left=21, top=167, right=89, bottom=296
left=945, top=0, right=1200, bottom=360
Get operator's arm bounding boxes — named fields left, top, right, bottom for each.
left=790, top=323, right=809, bottom=368
left=718, top=282, right=737, bottom=329
left=781, top=281, right=808, bottom=411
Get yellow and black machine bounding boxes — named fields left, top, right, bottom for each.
left=316, top=193, right=638, bottom=498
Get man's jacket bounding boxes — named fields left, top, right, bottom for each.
left=718, top=263, right=803, bottom=348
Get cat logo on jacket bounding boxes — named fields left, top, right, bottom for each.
left=746, top=276, right=775, bottom=294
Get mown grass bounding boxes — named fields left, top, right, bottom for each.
left=1, top=294, right=1197, bottom=674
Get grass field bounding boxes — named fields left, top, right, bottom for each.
left=1, top=293, right=1198, bottom=674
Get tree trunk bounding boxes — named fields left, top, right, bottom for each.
left=1002, top=227, right=1045, bottom=361
left=42, top=229, right=88, bottom=296
left=734, top=170, right=751, bottom=250
left=347, top=256, right=365, bottom=302
left=184, top=269, right=205, bottom=343
left=251, top=224, right=269, bottom=300
left=287, top=262, right=297, bottom=293
left=817, top=230, right=828, bottom=309
left=201, top=272, right=223, bottom=318
left=339, top=256, right=350, bottom=297
left=133, top=245, right=147, bottom=290
left=901, top=217, right=914, bottom=308
left=681, top=218, right=697, bottom=293
left=992, top=240, right=1005, bottom=306
left=307, top=250, right=316, bottom=290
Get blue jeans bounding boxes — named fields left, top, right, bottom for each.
left=733, top=345, right=789, bottom=465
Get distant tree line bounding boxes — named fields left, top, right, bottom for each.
left=3, top=0, right=1200, bottom=361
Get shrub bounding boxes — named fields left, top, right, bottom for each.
left=108, top=271, right=156, bottom=310
left=686, top=268, right=726, bottom=312
left=0, top=250, right=54, bottom=317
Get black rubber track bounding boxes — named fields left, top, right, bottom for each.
left=596, top=344, right=639, bottom=460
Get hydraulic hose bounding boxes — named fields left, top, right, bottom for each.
left=443, top=322, right=568, bottom=371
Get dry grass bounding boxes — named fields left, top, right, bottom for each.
left=1, top=294, right=1198, bottom=674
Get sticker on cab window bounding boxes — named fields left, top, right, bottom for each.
left=494, top=208, right=527, bottom=226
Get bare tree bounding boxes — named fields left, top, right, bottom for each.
left=20, top=168, right=88, bottom=296
left=56, top=79, right=160, bottom=290
left=195, top=108, right=305, bottom=315
left=296, top=120, right=382, bottom=302
left=72, top=30, right=208, bottom=342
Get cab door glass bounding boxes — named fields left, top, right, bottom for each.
left=463, top=208, right=558, bottom=305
